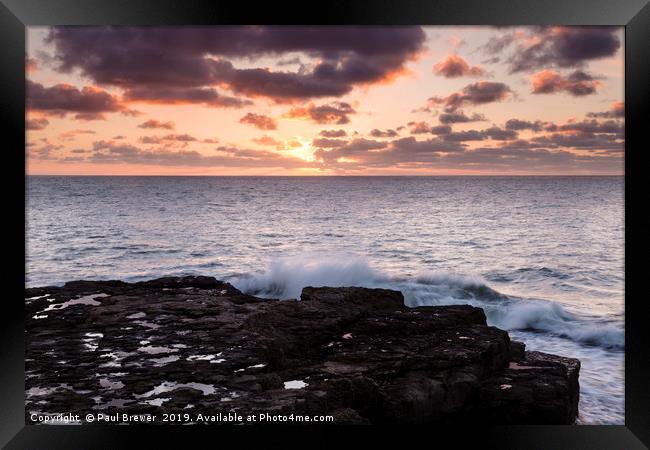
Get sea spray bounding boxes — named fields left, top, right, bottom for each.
left=232, top=254, right=624, bottom=350
left=232, top=253, right=381, bottom=299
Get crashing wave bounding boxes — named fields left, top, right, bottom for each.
left=231, top=254, right=624, bottom=350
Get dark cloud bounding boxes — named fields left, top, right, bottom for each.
left=86, top=139, right=315, bottom=168
left=529, top=118, right=623, bottom=153
left=27, top=81, right=124, bottom=120
left=408, top=121, right=431, bottom=134
left=312, top=138, right=348, bottom=148
left=483, top=126, right=518, bottom=141
left=139, top=134, right=198, bottom=144
left=431, top=125, right=452, bottom=135
left=546, top=119, right=623, bottom=134
left=433, top=54, right=485, bottom=78
left=27, top=138, right=64, bottom=160
left=284, top=102, right=355, bottom=124
left=531, top=132, right=623, bottom=152
left=239, top=113, right=277, bottom=130
left=505, top=27, right=621, bottom=73
left=138, top=119, right=175, bottom=130
left=169, top=134, right=198, bottom=142
left=124, top=86, right=252, bottom=108
left=435, top=126, right=516, bottom=142
left=370, top=128, right=399, bottom=138
left=321, top=137, right=620, bottom=172
left=26, top=117, right=49, bottom=130
left=587, top=101, right=625, bottom=118
left=439, top=111, right=487, bottom=124
left=428, top=82, right=513, bottom=112
left=319, top=129, right=347, bottom=137
left=531, top=70, right=602, bottom=96
left=315, top=136, right=467, bottom=168
left=441, top=130, right=486, bottom=142
left=47, top=26, right=426, bottom=102
left=505, top=119, right=545, bottom=132
left=478, top=31, right=518, bottom=55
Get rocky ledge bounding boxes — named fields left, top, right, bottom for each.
left=25, top=276, right=580, bottom=424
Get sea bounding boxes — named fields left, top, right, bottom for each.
left=25, top=175, right=624, bottom=424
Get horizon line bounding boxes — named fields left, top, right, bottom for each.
left=25, top=174, right=625, bottom=177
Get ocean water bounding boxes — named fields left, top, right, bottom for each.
left=26, top=176, right=624, bottom=424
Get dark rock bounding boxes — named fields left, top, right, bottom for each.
left=510, top=340, right=526, bottom=361
left=24, top=277, right=580, bottom=424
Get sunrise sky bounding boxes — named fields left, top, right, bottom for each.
left=26, top=26, right=624, bottom=175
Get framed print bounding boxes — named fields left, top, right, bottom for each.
left=2, top=0, right=649, bottom=448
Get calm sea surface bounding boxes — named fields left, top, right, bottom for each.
left=26, top=176, right=624, bottom=424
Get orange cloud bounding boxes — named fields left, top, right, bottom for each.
left=239, top=113, right=277, bottom=130
left=433, top=54, right=484, bottom=78
left=530, top=70, right=602, bottom=96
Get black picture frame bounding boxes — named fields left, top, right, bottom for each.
left=3, top=0, right=648, bottom=448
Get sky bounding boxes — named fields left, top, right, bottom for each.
left=26, top=26, right=624, bottom=175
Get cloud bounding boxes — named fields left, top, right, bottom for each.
left=312, top=138, right=348, bottom=148
left=26, top=117, right=49, bottom=130
left=370, top=128, right=399, bottom=138
left=59, top=129, right=96, bottom=140
left=46, top=26, right=426, bottom=103
left=27, top=138, right=64, bottom=160
left=431, top=125, right=452, bottom=135
left=478, top=31, right=519, bottom=55
left=284, top=102, right=355, bottom=124
left=428, top=81, right=513, bottom=112
left=530, top=70, right=602, bottom=96
left=314, top=136, right=467, bottom=168
left=26, top=57, right=38, bottom=72
left=319, top=129, right=347, bottom=137
left=252, top=136, right=281, bottom=146
left=433, top=54, right=485, bottom=78
left=531, top=119, right=623, bottom=152
left=85, top=139, right=315, bottom=168
left=483, top=126, right=518, bottom=140
left=138, top=134, right=198, bottom=144
left=124, top=86, right=252, bottom=108
left=531, top=132, right=623, bottom=152
left=505, top=118, right=545, bottom=132
left=408, top=121, right=431, bottom=134
left=27, top=81, right=124, bottom=120
left=313, top=133, right=621, bottom=172
left=439, top=111, right=487, bottom=124
left=313, top=138, right=388, bottom=164
left=441, top=130, right=486, bottom=142
left=503, top=27, right=621, bottom=73
left=138, top=119, right=175, bottom=130
left=239, top=113, right=277, bottom=130
left=545, top=119, right=623, bottom=134
left=437, top=126, right=516, bottom=142
left=588, top=101, right=625, bottom=118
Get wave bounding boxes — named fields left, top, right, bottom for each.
left=231, top=254, right=624, bottom=350
left=232, top=254, right=381, bottom=299
left=488, top=300, right=623, bottom=349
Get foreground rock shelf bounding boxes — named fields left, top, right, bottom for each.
left=25, top=276, right=580, bottom=424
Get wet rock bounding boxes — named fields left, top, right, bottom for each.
left=25, top=276, right=580, bottom=424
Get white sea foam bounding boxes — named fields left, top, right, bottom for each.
left=233, top=254, right=381, bottom=299
left=233, top=254, right=624, bottom=350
